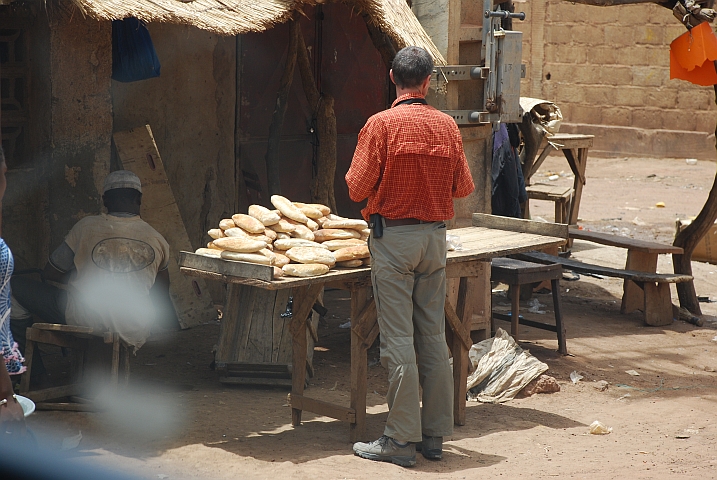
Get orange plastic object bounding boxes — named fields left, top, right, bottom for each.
left=670, top=21, right=717, bottom=86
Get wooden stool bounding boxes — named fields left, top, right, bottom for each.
left=525, top=183, right=574, bottom=224
left=19, top=323, right=131, bottom=411
left=490, top=258, right=567, bottom=354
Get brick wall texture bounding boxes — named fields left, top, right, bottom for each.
left=514, top=0, right=717, bottom=159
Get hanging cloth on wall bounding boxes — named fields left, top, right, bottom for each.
left=112, top=18, right=161, bottom=83
left=491, top=123, right=527, bottom=218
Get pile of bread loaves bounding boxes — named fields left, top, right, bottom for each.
left=195, top=195, right=370, bottom=279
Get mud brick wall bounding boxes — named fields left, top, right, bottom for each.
left=515, top=0, right=717, bottom=160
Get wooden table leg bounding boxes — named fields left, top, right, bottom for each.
left=447, top=277, right=472, bottom=426
left=290, top=283, right=323, bottom=427
left=621, top=251, right=658, bottom=314
left=565, top=147, right=589, bottom=248
left=349, top=286, right=375, bottom=442
left=643, top=282, right=674, bottom=326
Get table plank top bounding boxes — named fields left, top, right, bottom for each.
left=569, top=227, right=683, bottom=254
left=179, top=227, right=565, bottom=290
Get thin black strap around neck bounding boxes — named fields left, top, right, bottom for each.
left=393, top=97, right=428, bottom=107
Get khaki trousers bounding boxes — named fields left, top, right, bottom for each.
left=369, top=221, right=454, bottom=443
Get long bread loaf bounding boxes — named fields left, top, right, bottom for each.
left=248, top=204, right=281, bottom=226
left=220, top=251, right=273, bottom=265
left=282, top=263, right=330, bottom=277
left=271, top=195, right=308, bottom=223
left=232, top=213, right=265, bottom=233
left=285, top=247, right=336, bottom=267
left=213, top=236, right=266, bottom=253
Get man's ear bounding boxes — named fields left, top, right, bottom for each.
left=389, top=69, right=396, bottom=86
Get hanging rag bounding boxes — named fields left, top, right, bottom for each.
left=112, top=18, right=161, bottom=83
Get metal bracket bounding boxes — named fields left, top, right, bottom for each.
left=432, top=65, right=483, bottom=81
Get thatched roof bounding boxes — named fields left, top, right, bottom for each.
left=68, top=0, right=446, bottom=64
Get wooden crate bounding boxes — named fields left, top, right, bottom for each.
left=215, top=283, right=321, bottom=386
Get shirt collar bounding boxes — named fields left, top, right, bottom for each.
left=391, top=92, right=426, bottom=108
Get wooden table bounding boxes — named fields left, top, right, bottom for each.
left=179, top=226, right=565, bottom=441
left=523, top=133, right=594, bottom=229
left=568, top=227, right=683, bottom=316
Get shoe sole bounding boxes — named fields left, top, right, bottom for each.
left=421, top=450, right=442, bottom=460
left=354, top=451, right=416, bottom=467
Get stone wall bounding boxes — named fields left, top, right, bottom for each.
left=515, top=0, right=717, bottom=160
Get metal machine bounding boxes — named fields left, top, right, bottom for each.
left=435, top=0, right=526, bottom=128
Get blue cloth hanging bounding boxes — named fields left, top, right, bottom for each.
left=112, top=18, right=161, bottom=83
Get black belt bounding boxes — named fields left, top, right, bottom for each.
left=383, top=218, right=431, bottom=227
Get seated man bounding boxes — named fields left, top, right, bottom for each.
left=11, top=170, right=174, bottom=357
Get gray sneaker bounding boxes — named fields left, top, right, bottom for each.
left=353, top=435, right=416, bottom=467
left=416, top=434, right=443, bottom=460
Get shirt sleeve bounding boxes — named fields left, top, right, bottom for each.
left=49, top=242, right=76, bottom=273
left=451, top=128, right=476, bottom=199
left=345, top=117, right=385, bottom=202
left=157, top=235, right=170, bottom=271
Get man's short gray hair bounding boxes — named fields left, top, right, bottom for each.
left=391, top=46, right=434, bottom=89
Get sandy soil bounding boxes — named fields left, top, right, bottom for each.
left=20, top=155, right=717, bottom=479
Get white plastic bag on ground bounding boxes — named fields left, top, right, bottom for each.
left=467, top=328, right=549, bottom=403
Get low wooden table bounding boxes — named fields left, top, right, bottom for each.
left=523, top=133, right=594, bottom=231
left=179, top=225, right=565, bottom=441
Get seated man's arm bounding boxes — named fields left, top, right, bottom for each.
left=43, top=241, right=75, bottom=284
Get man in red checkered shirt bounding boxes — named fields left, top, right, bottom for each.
left=347, top=46, right=474, bottom=467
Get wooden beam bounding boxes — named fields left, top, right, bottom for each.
left=472, top=213, right=568, bottom=239
left=444, top=300, right=473, bottom=350
left=289, top=393, right=356, bottom=423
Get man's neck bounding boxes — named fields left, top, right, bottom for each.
left=395, top=87, right=424, bottom=98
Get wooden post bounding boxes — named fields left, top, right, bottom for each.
left=621, top=251, right=658, bottom=314
left=290, top=283, right=323, bottom=426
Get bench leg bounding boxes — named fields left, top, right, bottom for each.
left=511, top=284, right=520, bottom=341
left=643, top=282, right=673, bottom=326
left=551, top=279, right=568, bottom=355
left=621, top=251, right=658, bottom=314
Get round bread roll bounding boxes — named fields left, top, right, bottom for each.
left=232, top=213, right=266, bottom=234
left=220, top=251, right=273, bottom=265
left=213, top=236, right=266, bottom=253
left=282, top=263, right=330, bottom=277
left=321, top=239, right=367, bottom=251
left=285, top=247, right=336, bottom=267
left=195, top=248, right=222, bottom=258
left=313, top=229, right=361, bottom=242
left=248, top=204, right=281, bottom=226
left=271, top=195, right=308, bottom=224
left=333, top=245, right=370, bottom=262
left=207, top=228, right=225, bottom=240
left=274, top=238, right=328, bottom=251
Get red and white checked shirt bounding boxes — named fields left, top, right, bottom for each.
left=346, top=93, right=475, bottom=221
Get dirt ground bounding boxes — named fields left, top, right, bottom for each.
left=21, top=155, right=717, bottom=479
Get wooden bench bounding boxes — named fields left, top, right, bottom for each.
left=19, top=323, right=131, bottom=411
left=514, top=251, right=692, bottom=326
left=569, top=227, right=684, bottom=317
left=524, top=183, right=574, bottom=225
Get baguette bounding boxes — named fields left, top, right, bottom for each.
left=207, top=242, right=223, bottom=250
left=232, top=213, right=265, bottom=233
left=321, top=239, right=367, bottom=251
left=282, top=263, right=330, bottom=277
left=223, top=227, right=248, bottom=238
left=195, top=248, right=222, bottom=258
left=333, top=245, right=370, bottom=262
left=322, top=218, right=369, bottom=230
left=289, top=223, right=315, bottom=241
left=274, top=238, right=328, bottom=251
left=263, top=228, right=277, bottom=241
left=292, top=202, right=324, bottom=219
left=275, top=232, right=291, bottom=240
left=219, top=218, right=236, bottom=230
left=273, top=266, right=285, bottom=279
left=273, top=252, right=291, bottom=268
left=268, top=218, right=296, bottom=233
left=313, top=228, right=361, bottom=242
left=258, top=248, right=277, bottom=264
left=207, top=228, right=225, bottom=240
left=213, top=236, right=266, bottom=253
left=248, top=204, right=281, bottom=226
left=271, top=195, right=308, bottom=224
left=307, top=203, right=331, bottom=216
left=220, top=251, right=273, bottom=265
left=336, top=259, right=363, bottom=268
left=306, top=218, right=319, bottom=231
left=285, top=247, right=336, bottom=267
left=362, top=257, right=371, bottom=266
